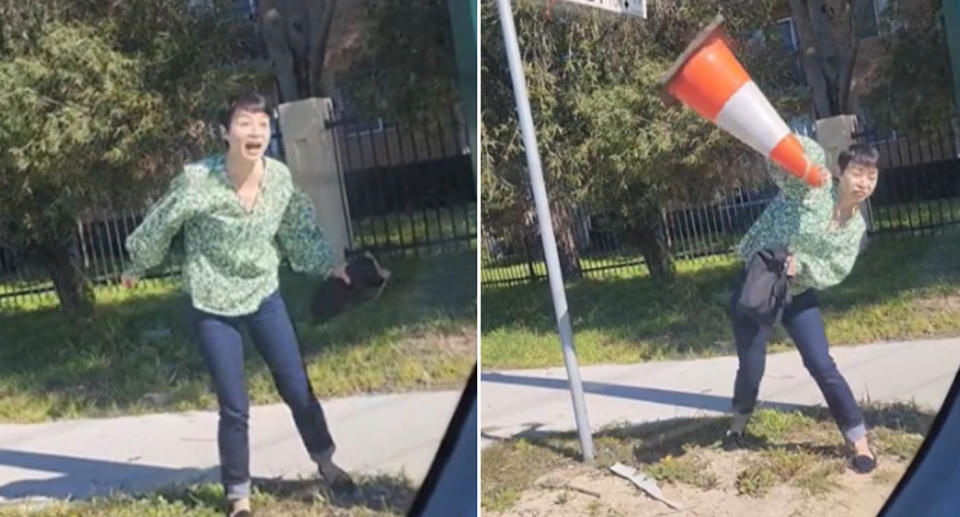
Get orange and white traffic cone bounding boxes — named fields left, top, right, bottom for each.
left=660, top=15, right=827, bottom=187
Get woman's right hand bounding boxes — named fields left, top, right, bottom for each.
left=331, top=264, right=351, bottom=285
left=121, top=273, right=138, bottom=289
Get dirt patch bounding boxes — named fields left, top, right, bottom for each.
left=405, top=327, right=477, bottom=356
left=485, top=450, right=907, bottom=517
left=914, top=293, right=960, bottom=312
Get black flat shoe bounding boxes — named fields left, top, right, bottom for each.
left=852, top=453, right=877, bottom=474
left=722, top=430, right=745, bottom=451
left=319, top=457, right=357, bottom=493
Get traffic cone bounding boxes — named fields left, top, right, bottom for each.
left=660, top=15, right=827, bottom=187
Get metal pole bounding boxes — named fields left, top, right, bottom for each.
left=495, top=0, right=595, bottom=462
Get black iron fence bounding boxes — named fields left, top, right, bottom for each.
left=481, top=186, right=780, bottom=286
left=0, top=211, right=183, bottom=310
left=482, top=118, right=960, bottom=286
left=328, top=109, right=476, bottom=257
left=854, top=120, right=960, bottom=235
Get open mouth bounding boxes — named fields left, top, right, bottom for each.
left=244, top=142, right=264, bottom=153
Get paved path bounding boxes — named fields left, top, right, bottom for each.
left=481, top=337, right=960, bottom=447
left=0, top=390, right=461, bottom=500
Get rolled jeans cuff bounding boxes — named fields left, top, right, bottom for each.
left=310, top=444, right=336, bottom=465
left=226, top=480, right=251, bottom=501
left=843, top=422, right=868, bottom=444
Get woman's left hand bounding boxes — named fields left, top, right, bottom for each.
left=787, top=254, right=797, bottom=278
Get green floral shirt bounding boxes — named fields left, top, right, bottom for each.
left=125, top=154, right=334, bottom=316
left=736, top=135, right=866, bottom=294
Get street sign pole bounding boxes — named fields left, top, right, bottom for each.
left=494, top=0, right=595, bottom=462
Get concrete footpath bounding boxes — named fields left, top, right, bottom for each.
left=481, top=337, right=960, bottom=447
left=0, top=390, right=460, bottom=501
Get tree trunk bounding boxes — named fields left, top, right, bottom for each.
left=306, top=0, right=338, bottom=98
left=260, top=0, right=338, bottom=103
left=788, top=0, right=864, bottom=118
left=550, top=201, right=582, bottom=281
left=629, top=206, right=675, bottom=282
left=38, top=235, right=94, bottom=319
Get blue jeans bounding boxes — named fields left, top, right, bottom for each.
left=730, top=274, right=867, bottom=443
left=193, top=290, right=335, bottom=500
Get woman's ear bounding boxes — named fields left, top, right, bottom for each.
left=219, top=124, right=229, bottom=145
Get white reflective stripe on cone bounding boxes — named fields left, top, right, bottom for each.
left=716, top=81, right=792, bottom=157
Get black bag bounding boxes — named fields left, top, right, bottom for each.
left=736, top=245, right=792, bottom=327
left=311, top=252, right=391, bottom=324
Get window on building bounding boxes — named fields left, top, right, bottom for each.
left=777, top=17, right=799, bottom=53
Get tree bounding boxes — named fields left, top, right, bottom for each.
left=0, top=24, right=164, bottom=317
left=259, top=0, right=338, bottom=102
left=337, top=0, right=460, bottom=122
left=482, top=0, right=790, bottom=281
left=787, top=0, right=874, bottom=118
left=863, top=0, right=953, bottom=132
left=0, top=0, right=269, bottom=317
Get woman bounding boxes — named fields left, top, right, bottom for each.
left=724, top=135, right=880, bottom=474
left=123, top=92, right=353, bottom=517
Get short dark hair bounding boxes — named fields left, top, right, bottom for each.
left=838, top=144, right=879, bottom=173
left=218, top=91, right=272, bottom=130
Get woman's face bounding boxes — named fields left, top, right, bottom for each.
left=838, top=162, right=879, bottom=205
left=224, top=108, right=271, bottom=161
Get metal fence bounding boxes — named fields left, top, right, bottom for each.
left=481, top=185, right=780, bottom=286
left=482, top=118, right=960, bottom=287
left=328, top=109, right=477, bottom=257
left=854, top=119, right=960, bottom=235
left=0, top=211, right=183, bottom=310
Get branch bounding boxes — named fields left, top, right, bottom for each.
left=788, top=0, right=832, bottom=116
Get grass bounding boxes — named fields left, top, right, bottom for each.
left=0, top=474, right=414, bottom=516
left=871, top=199, right=960, bottom=232
left=480, top=439, right=567, bottom=512
left=351, top=204, right=476, bottom=252
left=481, top=231, right=960, bottom=369
left=736, top=449, right=842, bottom=497
left=646, top=448, right=719, bottom=490
left=480, top=402, right=933, bottom=513
left=0, top=251, right=476, bottom=423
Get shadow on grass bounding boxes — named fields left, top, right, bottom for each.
left=481, top=232, right=960, bottom=361
left=0, top=250, right=476, bottom=421
left=155, top=474, right=416, bottom=515
left=501, top=402, right=935, bottom=467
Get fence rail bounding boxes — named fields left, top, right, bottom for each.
left=482, top=118, right=960, bottom=286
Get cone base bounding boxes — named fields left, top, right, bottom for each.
left=659, top=14, right=728, bottom=106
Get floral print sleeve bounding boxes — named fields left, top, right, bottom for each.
left=124, top=173, right=198, bottom=277
left=275, top=189, right=335, bottom=277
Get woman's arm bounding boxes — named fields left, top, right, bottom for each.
left=275, top=188, right=339, bottom=278
left=123, top=173, right=197, bottom=280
